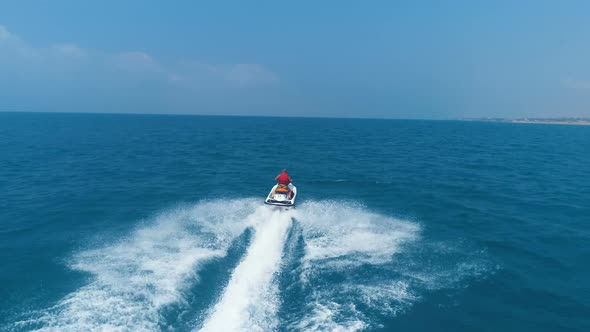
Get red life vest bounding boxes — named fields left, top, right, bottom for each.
left=277, top=172, right=290, bottom=185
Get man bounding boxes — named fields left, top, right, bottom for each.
left=275, top=169, right=293, bottom=199
left=275, top=169, right=292, bottom=187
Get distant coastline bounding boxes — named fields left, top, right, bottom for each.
left=460, top=117, right=590, bottom=126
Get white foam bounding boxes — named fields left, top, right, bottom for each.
left=295, top=201, right=420, bottom=278
left=353, top=282, right=417, bottom=314
left=15, top=199, right=260, bottom=332
left=294, top=301, right=366, bottom=332
left=12, top=198, right=490, bottom=331
left=199, top=206, right=294, bottom=332
left=294, top=200, right=421, bottom=330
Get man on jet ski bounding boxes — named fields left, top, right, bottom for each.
left=265, top=169, right=297, bottom=205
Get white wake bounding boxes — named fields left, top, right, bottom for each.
left=293, top=201, right=421, bottom=331
left=199, top=206, right=294, bottom=332
left=13, top=199, right=260, bottom=332
left=11, top=198, right=488, bottom=332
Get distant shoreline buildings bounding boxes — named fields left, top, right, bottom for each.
left=460, top=117, right=590, bottom=126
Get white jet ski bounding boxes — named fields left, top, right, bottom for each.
left=265, top=183, right=297, bottom=207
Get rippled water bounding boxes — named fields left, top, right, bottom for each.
left=0, top=112, right=588, bottom=331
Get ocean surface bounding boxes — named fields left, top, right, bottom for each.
left=0, top=112, right=588, bottom=332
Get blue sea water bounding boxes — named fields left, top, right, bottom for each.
left=0, top=112, right=589, bottom=331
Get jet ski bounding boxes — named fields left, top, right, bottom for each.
left=265, top=183, right=297, bottom=207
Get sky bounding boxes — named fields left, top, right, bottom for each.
left=1, top=0, right=590, bottom=119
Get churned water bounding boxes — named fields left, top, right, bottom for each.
left=0, top=112, right=588, bottom=331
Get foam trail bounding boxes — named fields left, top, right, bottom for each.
left=199, top=206, right=293, bottom=332
left=13, top=199, right=260, bottom=332
left=286, top=200, right=491, bottom=331
left=293, top=200, right=421, bottom=331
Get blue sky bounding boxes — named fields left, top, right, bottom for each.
left=1, top=0, right=590, bottom=118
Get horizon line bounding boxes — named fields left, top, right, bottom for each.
left=0, top=110, right=455, bottom=121
left=2, top=110, right=588, bottom=123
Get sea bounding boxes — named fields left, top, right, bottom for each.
left=0, top=112, right=588, bottom=332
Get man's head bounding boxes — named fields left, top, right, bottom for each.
left=282, top=168, right=288, bottom=173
